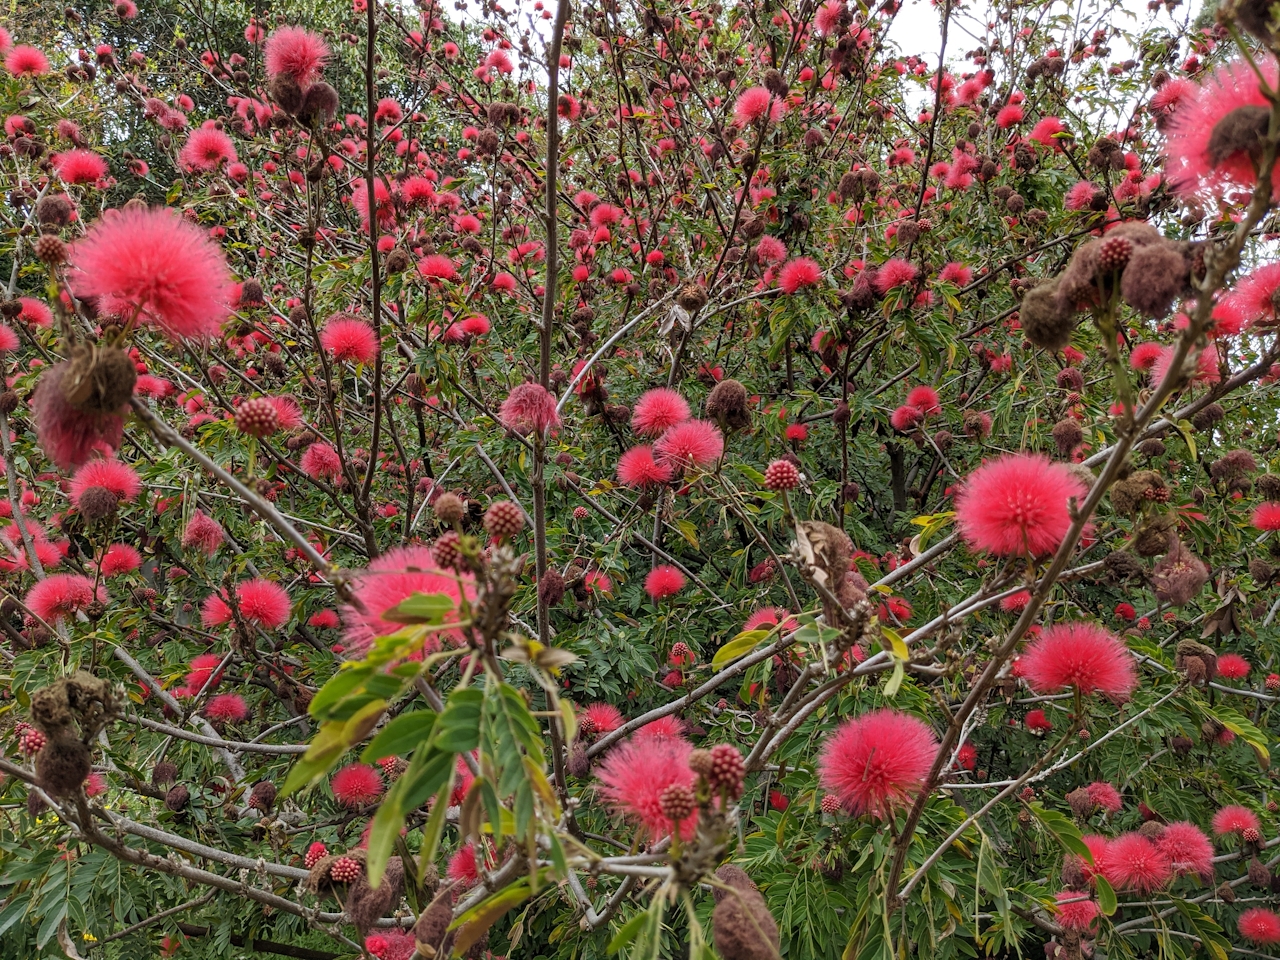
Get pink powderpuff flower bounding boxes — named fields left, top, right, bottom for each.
left=644, top=565, right=685, bottom=600
left=5, top=46, right=50, bottom=77
left=179, top=127, right=238, bottom=173
left=1053, top=892, right=1098, bottom=932
left=83, top=772, right=107, bottom=797
left=31, top=364, right=126, bottom=470
left=70, top=458, right=142, bottom=507
left=890, top=405, right=922, bottom=432
left=905, top=385, right=942, bottom=415
left=320, top=317, right=378, bottom=365
left=1029, top=116, right=1068, bottom=148
left=0, top=28, right=12, bottom=56
left=995, top=104, right=1024, bottom=128
left=1151, top=343, right=1221, bottom=386
left=1019, top=622, right=1137, bottom=699
left=654, top=420, right=724, bottom=473
left=755, top=236, right=787, bottom=263
left=1000, top=589, right=1031, bottom=613
left=1253, top=502, right=1280, bottom=531
left=1226, top=262, right=1280, bottom=327
left=818, top=708, right=937, bottom=819
left=19, top=297, right=53, bottom=328
left=68, top=206, right=232, bottom=341
left=955, top=453, right=1087, bottom=557
left=205, top=693, right=249, bottom=723
left=417, top=253, right=458, bottom=282
left=1215, top=652, right=1250, bottom=679
left=596, top=736, right=698, bottom=841
left=1212, top=804, right=1260, bottom=836
left=635, top=715, right=685, bottom=741
left=938, top=262, right=972, bottom=286
left=352, top=179, right=395, bottom=231
left=266, top=396, right=304, bottom=431
left=814, top=0, right=846, bottom=35
left=201, top=592, right=232, bottom=628
left=52, top=150, right=108, bottom=185
left=447, top=843, right=480, bottom=885
left=1239, top=908, right=1280, bottom=945
left=186, top=653, right=224, bottom=692
left=99, top=543, right=142, bottom=577
left=499, top=382, right=560, bottom=436
left=616, top=445, right=673, bottom=488
left=330, top=763, right=384, bottom=808
left=581, top=702, right=624, bottom=734
left=1102, top=833, right=1171, bottom=893
left=236, top=579, right=291, bottom=630
left=1129, top=341, right=1166, bottom=370
left=1065, top=180, right=1101, bottom=211
left=742, top=607, right=798, bottom=633
left=182, top=510, right=224, bottom=555
left=873, top=258, right=919, bottom=295
left=309, top=609, right=340, bottom=629
left=1156, top=821, right=1215, bottom=879
left=1166, top=58, right=1278, bottom=199
left=733, top=86, right=778, bottom=127
left=1064, top=835, right=1110, bottom=885
left=264, top=26, right=329, bottom=86
left=26, top=574, right=104, bottom=624
left=778, top=258, right=822, bottom=297
left=631, top=388, right=690, bottom=436
left=341, top=545, right=476, bottom=654
left=301, top=442, right=342, bottom=480
left=1086, top=781, right=1122, bottom=813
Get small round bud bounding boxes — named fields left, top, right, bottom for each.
left=820, top=794, right=840, bottom=814
left=433, top=492, right=465, bottom=525
left=235, top=397, right=280, bottom=438
left=34, top=234, right=66, bottom=265
left=432, top=530, right=463, bottom=571
left=483, top=501, right=524, bottom=538
left=708, top=743, right=745, bottom=798
left=329, top=856, right=361, bottom=882
left=688, top=748, right=713, bottom=777
left=304, top=841, right=328, bottom=868
left=659, top=783, right=696, bottom=822
left=763, top=459, right=800, bottom=491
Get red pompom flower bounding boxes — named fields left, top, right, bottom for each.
left=1019, top=622, right=1137, bottom=699
left=818, top=708, right=937, bottom=819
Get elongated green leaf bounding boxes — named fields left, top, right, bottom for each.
left=308, top=665, right=371, bottom=720
left=280, top=721, right=348, bottom=797
left=712, top=629, right=769, bottom=668
left=1027, top=802, right=1092, bottom=860
left=434, top=687, right=484, bottom=752
left=449, top=877, right=534, bottom=956
left=361, top=710, right=437, bottom=762
left=1094, top=876, right=1117, bottom=916
left=383, top=591, right=458, bottom=625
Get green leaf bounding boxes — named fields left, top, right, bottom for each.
left=383, top=591, right=458, bottom=625
left=881, top=626, right=909, bottom=661
left=607, top=911, right=649, bottom=953
left=449, top=877, right=535, bottom=957
left=365, top=780, right=406, bottom=889
left=1209, top=705, right=1271, bottom=769
left=434, top=687, right=484, bottom=753
left=361, top=710, right=437, bottom=762
left=675, top=519, right=700, bottom=550
left=712, top=629, right=769, bottom=668
left=279, top=721, right=349, bottom=797
left=882, top=659, right=905, bottom=698
left=1027, top=802, right=1092, bottom=860
left=1094, top=875, right=1117, bottom=916
left=308, top=665, right=372, bottom=720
